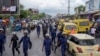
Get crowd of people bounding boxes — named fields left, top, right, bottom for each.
left=1, top=18, right=100, bottom=56
left=0, top=19, right=73, bottom=56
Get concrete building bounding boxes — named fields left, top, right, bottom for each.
left=0, top=0, right=19, bottom=14
left=85, top=0, right=100, bottom=12
left=29, top=8, right=39, bottom=15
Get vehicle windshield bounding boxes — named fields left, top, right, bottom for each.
left=79, top=39, right=96, bottom=46
left=66, top=25, right=77, bottom=30
left=79, top=21, right=89, bottom=26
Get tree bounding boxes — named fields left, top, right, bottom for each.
left=20, top=4, right=24, bottom=10
left=74, top=5, right=85, bottom=14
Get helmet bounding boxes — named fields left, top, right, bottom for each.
left=12, top=32, right=16, bottom=35
left=45, top=33, right=49, bottom=36
left=24, top=30, right=28, bottom=33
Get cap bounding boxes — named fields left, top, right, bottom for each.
left=12, top=32, right=16, bottom=34
left=45, top=33, right=49, bottom=36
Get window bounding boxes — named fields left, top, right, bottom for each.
left=79, top=21, right=89, bottom=26
left=78, top=39, right=96, bottom=46
left=68, top=36, right=79, bottom=44
left=66, top=25, right=77, bottom=30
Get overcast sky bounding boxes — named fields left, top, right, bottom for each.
left=20, top=0, right=88, bottom=16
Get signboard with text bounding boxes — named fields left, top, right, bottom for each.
left=0, top=0, right=19, bottom=14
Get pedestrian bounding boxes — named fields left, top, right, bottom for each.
left=60, top=32, right=67, bottom=56
left=36, top=24, right=41, bottom=37
left=86, top=28, right=89, bottom=34
left=0, top=28, right=5, bottom=56
left=54, top=29, right=63, bottom=53
left=9, top=32, right=20, bottom=56
left=42, top=34, right=52, bottom=56
left=42, top=24, right=48, bottom=37
left=90, top=26, right=96, bottom=37
left=51, top=27, right=56, bottom=46
left=49, top=24, right=52, bottom=36
left=19, top=31, right=32, bottom=56
left=27, top=25, right=31, bottom=34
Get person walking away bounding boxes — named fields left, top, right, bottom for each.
left=27, top=24, right=31, bottom=34
left=51, top=27, right=56, bottom=46
left=42, top=34, right=52, bottom=56
left=54, top=29, right=63, bottom=53
left=19, top=31, right=32, bottom=56
left=60, top=32, right=68, bottom=56
left=9, top=32, right=20, bottom=56
left=42, top=24, right=48, bottom=37
left=0, top=28, right=5, bottom=56
left=36, top=24, right=41, bottom=37
left=90, top=26, right=96, bottom=37
left=49, top=24, right=52, bottom=36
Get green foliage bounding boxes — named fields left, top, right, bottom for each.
left=31, top=13, right=46, bottom=20
left=74, top=5, right=85, bottom=14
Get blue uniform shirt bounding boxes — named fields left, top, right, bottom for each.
left=51, top=30, right=56, bottom=38
left=60, top=36, right=67, bottom=49
left=43, top=38, right=52, bottom=51
left=57, top=32, right=62, bottom=41
left=19, top=36, right=32, bottom=49
left=0, top=34, right=5, bottom=47
left=36, top=25, right=40, bottom=31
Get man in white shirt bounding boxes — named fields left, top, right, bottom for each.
left=90, top=27, right=96, bottom=36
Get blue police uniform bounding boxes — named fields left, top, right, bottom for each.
left=43, top=38, right=52, bottom=56
left=0, top=34, right=5, bottom=56
left=60, top=36, right=67, bottom=56
left=36, top=25, right=41, bottom=37
left=57, top=32, right=62, bottom=43
left=49, top=25, right=52, bottom=35
left=51, top=29, right=56, bottom=44
left=19, top=36, right=32, bottom=56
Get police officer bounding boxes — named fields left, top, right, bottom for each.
left=51, top=27, right=56, bottom=45
left=0, top=28, right=5, bottom=56
left=54, top=29, right=63, bottom=53
left=19, top=31, right=32, bottom=56
left=36, top=24, right=41, bottom=37
left=49, top=24, right=52, bottom=36
left=9, top=32, right=20, bottom=56
left=42, top=34, right=52, bottom=56
left=42, top=24, right=48, bottom=37
left=60, top=32, right=67, bottom=56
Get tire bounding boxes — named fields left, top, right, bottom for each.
left=71, top=51, right=76, bottom=56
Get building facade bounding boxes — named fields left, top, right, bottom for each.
left=86, top=0, right=100, bottom=12
left=0, top=0, right=19, bottom=14
left=29, top=8, right=39, bottom=15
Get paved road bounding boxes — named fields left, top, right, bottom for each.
left=2, top=29, right=100, bottom=56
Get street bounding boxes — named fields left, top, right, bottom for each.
left=2, top=28, right=100, bottom=56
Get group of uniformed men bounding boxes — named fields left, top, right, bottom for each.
left=0, top=20, right=69, bottom=56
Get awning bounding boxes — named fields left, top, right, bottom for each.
left=94, top=13, right=100, bottom=16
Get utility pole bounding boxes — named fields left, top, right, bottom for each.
left=68, top=0, right=70, bottom=15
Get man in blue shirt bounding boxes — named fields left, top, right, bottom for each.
left=42, top=34, right=52, bottom=56
left=36, top=24, right=41, bottom=37
left=0, top=28, right=5, bottom=56
left=54, top=29, right=63, bottom=53
left=60, top=32, right=67, bottom=56
left=19, top=31, right=32, bottom=56
left=51, top=27, right=56, bottom=45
